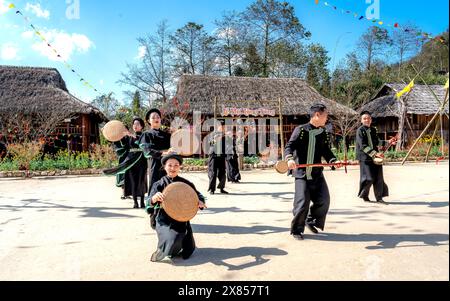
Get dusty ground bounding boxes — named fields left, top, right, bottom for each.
left=0, top=162, right=448, bottom=281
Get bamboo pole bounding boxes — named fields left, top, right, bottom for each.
left=425, top=120, right=439, bottom=162
left=279, top=98, right=285, bottom=161
left=402, top=91, right=449, bottom=165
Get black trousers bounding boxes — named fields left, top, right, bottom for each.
left=292, top=175, right=330, bottom=234
left=226, top=155, right=241, bottom=182
left=358, top=161, right=389, bottom=201
left=208, top=156, right=226, bottom=192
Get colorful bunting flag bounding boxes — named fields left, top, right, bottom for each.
left=396, top=80, right=415, bottom=99
left=314, top=0, right=445, bottom=45
left=6, top=2, right=101, bottom=95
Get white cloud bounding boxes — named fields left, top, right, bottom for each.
left=22, top=29, right=94, bottom=61
left=1, top=43, right=20, bottom=61
left=0, top=0, right=11, bottom=14
left=99, top=80, right=104, bottom=86
left=25, top=3, right=50, bottom=19
left=136, top=46, right=147, bottom=60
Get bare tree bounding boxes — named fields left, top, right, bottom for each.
left=120, top=20, right=173, bottom=104
left=357, top=26, right=393, bottom=71
left=392, top=23, right=422, bottom=73
left=214, top=11, right=246, bottom=76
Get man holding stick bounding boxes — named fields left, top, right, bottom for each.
left=285, top=104, right=342, bottom=240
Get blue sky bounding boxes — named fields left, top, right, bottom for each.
left=1, top=0, right=448, bottom=105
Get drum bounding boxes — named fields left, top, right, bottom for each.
left=162, top=182, right=199, bottom=222
left=170, top=129, right=201, bottom=157
left=373, top=157, right=384, bottom=166
left=275, top=161, right=289, bottom=174
left=102, top=120, right=127, bottom=142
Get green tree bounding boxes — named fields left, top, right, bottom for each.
left=242, top=0, right=311, bottom=77
left=91, top=92, right=120, bottom=120
left=306, top=43, right=331, bottom=96
left=170, top=22, right=216, bottom=75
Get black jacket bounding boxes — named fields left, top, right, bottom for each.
left=356, top=126, right=388, bottom=162
left=285, top=123, right=337, bottom=179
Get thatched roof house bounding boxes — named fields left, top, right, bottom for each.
left=362, top=83, right=449, bottom=118
left=361, top=83, right=449, bottom=144
left=175, top=75, right=355, bottom=117
left=0, top=65, right=107, bottom=151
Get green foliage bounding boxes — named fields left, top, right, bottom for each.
left=0, top=159, right=19, bottom=171
left=244, top=156, right=260, bottom=165
left=183, top=158, right=208, bottom=167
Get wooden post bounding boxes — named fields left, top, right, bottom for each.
left=81, top=114, right=89, bottom=152
left=279, top=98, right=285, bottom=161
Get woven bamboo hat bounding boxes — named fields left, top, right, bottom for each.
left=275, top=161, right=289, bottom=174
left=102, top=120, right=127, bottom=142
left=162, top=182, right=199, bottom=222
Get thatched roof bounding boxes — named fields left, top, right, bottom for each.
left=362, top=83, right=449, bottom=118
left=0, top=65, right=106, bottom=120
left=175, top=75, right=356, bottom=117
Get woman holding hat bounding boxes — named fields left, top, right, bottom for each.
left=147, top=154, right=207, bottom=262
left=112, top=118, right=148, bottom=208
left=139, top=109, right=172, bottom=194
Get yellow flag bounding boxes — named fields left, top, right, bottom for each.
left=8, top=3, right=16, bottom=9
left=396, top=80, right=415, bottom=99
left=445, top=79, right=449, bottom=89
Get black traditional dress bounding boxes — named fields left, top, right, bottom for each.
left=285, top=123, right=337, bottom=235
left=138, top=128, right=171, bottom=194
left=207, top=132, right=226, bottom=193
left=105, top=132, right=148, bottom=204
left=355, top=125, right=390, bottom=201
left=113, top=136, right=130, bottom=188
left=225, top=136, right=241, bottom=183
left=147, top=175, right=206, bottom=261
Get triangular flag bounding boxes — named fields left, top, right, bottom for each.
left=396, top=80, right=415, bottom=99
left=8, top=3, right=15, bottom=9
left=315, top=0, right=319, bottom=4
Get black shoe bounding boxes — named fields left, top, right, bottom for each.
left=292, top=233, right=304, bottom=240
left=306, top=223, right=319, bottom=234
left=376, top=199, right=389, bottom=205
left=140, top=202, right=146, bottom=209
left=133, top=202, right=139, bottom=209
left=150, top=250, right=166, bottom=262
left=120, top=196, right=126, bottom=200
left=220, top=189, right=229, bottom=194
left=363, top=197, right=373, bottom=203
left=209, top=191, right=215, bottom=195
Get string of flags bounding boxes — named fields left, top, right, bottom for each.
left=314, top=0, right=447, bottom=45
left=3, top=3, right=100, bottom=94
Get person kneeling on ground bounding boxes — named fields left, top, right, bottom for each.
left=146, top=153, right=207, bottom=262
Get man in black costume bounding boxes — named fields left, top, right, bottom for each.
left=356, top=111, right=397, bottom=205
left=285, top=104, right=342, bottom=240
left=207, top=123, right=228, bottom=195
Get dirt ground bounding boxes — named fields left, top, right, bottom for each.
left=0, top=162, right=448, bottom=281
